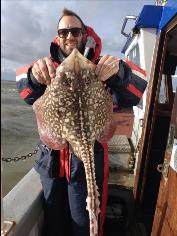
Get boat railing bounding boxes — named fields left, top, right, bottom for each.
left=121, top=15, right=137, bottom=38
left=1, top=168, right=43, bottom=236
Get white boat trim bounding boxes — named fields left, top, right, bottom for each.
left=3, top=168, right=43, bottom=236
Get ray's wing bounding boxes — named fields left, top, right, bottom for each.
left=33, top=89, right=67, bottom=150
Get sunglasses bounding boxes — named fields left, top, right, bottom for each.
left=58, top=27, right=83, bottom=38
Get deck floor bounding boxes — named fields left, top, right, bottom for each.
left=104, top=184, right=149, bottom=236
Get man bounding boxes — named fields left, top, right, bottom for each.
left=16, top=8, right=147, bottom=236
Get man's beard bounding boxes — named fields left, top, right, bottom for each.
left=60, top=41, right=85, bottom=57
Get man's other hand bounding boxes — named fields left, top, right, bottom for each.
left=95, top=55, right=120, bottom=82
left=32, top=57, right=56, bottom=85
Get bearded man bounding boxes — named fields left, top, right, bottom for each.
left=16, top=8, right=147, bottom=236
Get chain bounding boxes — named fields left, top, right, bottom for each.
left=127, top=137, right=142, bottom=170
left=137, top=138, right=142, bottom=152
left=2, top=149, right=38, bottom=163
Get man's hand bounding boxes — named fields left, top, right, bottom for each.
left=32, top=57, right=56, bottom=85
left=95, top=55, right=120, bottom=82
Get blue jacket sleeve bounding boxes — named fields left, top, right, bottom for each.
left=16, top=59, right=147, bottom=110
left=16, top=65, right=46, bottom=105
left=105, top=59, right=147, bottom=110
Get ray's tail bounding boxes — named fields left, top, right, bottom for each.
left=81, top=144, right=100, bottom=236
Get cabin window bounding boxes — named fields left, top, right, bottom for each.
left=127, top=44, right=140, bottom=67
left=158, top=66, right=176, bottom=109
left=137, top=97, right=143, bottom=109
left=159, top=74, right=168, bottom=104
left=172, top=67, right=177, bottom=93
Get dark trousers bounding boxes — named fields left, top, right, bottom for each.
left=40, top=151, right=104, bottom=236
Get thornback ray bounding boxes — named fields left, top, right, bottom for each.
left=33, top=48, right=116, bottom=236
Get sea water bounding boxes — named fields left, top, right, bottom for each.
left=1, top=80, right=39, bottom=196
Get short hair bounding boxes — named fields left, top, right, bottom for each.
left=57, top=8, right=86, bottom=32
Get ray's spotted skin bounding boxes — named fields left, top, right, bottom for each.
left=33, top=48, right=115, bottom=236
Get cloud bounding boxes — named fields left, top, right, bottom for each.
left=102, top=38, right=124, bottom=57
left=2, top=1, right=54, bottom=64
left=2, top=0, right=154, bottom=80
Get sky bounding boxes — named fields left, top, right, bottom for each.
left=2, top=0, right=154, bottom=81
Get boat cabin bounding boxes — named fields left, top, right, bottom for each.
left=105, top=1, right=177, bottom=235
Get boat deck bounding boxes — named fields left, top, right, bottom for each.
left=104, top=184, right=148, bottom=236
left=104, top=135, right=148, bottom=236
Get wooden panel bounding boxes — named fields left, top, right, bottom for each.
left=152, top=90, right=177, bottom=236
left=163, top=170, right=177, bottom=235
left=152, top=167, right=177, bottom=236
left=113, top=110, right=134, bottom=138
